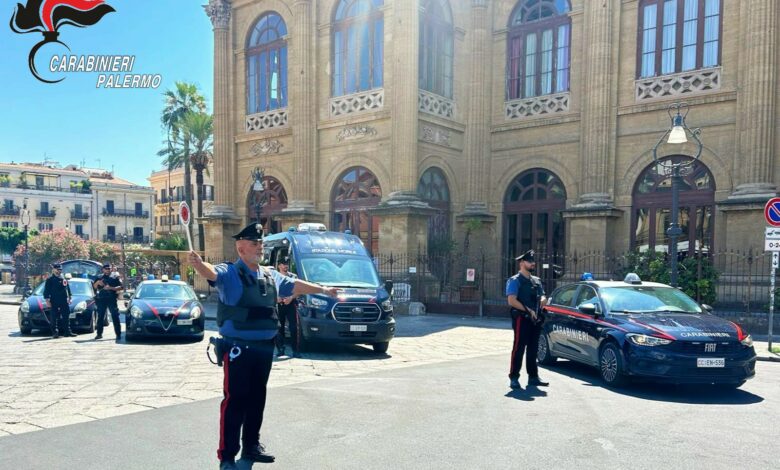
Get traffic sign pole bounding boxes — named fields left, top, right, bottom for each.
left=770, top=252, right=777, bottom=352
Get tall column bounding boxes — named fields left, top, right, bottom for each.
left=204, top=0, right=235, bottom=216
left=388, top=0, right=419, bottom=198
left=286, top=0, right=318, bottom=213
left=576, top=0, right=615, bottom=207
left=203, top=0, right=241, bottom=262
left=462, top=0, right=491, bottom=214
left=731, top=0, right=778, bottom=199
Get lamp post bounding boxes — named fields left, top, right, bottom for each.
left=251, top=167, right=266, bottom=226
left=651, top=102, right=703, bottom=287
left=120, top=233, right=128, bottom=290
left=19, top=199, right=31, bottom=289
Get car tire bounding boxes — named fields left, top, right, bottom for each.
left=18, top=311, right=32, bottom=335
left=599, top=342, right=626, bottom=387
left=537, top=332, right=557, bottom=365
left=372, top=341, right=389, bottom=354
left=84, top=312, right=96, bottom=334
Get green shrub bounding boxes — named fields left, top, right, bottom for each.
left=621, top=250, right=719, bottom=305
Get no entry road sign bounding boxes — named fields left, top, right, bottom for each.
left=765, top=197, right=780, bottom=227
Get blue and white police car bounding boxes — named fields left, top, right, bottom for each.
left=538, top=274, right=757, bottom=388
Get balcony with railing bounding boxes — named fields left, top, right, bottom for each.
left=102, top=208, right=149, bottom=218
left=71, top=212, right=89, bottom=220
left=36, top=209, right=57, bottom=219
left=103, top=235, right=150, bottom=244
left=0, top=206, right=20, bottom=217
left=7, top=182, right=91, bottom=194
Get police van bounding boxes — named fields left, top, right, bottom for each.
left=262, top=223, right=396, bottom=353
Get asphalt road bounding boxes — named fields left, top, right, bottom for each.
left=1, top=353, right=777, bottom=470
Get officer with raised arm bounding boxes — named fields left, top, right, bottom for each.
left=188, top=223, right=338, bottom=470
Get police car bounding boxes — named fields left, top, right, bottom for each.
left=124, top=276, right=206, bottom=341
left=538, top=274, right=757, bottom=388
left=18, top=277, right=98, bottom=335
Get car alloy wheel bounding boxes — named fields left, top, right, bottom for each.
left=599, top=343, right=624, bottom=386
left=537, top=333, right=557, bottom=365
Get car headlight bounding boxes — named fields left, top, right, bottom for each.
left=308, top=296, right=329, bottom=310
left=627, top=333, right=673, bottom=346
left=130, top=306, right=144, bottom=318
left=740, top=334, right=753, bottom=347
left=380, top=299, right=393, bottom=312
left=74, top=301, right=87, bottom=313
left=21, top=302, right=29, bottom=313
left=189, top=307, right=202, bottom=319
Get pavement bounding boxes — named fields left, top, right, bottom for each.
left=3, top=283, right=778, bottom=362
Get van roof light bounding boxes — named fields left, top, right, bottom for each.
left=345, top=229, right=352, bottom=235
left=623, top=273, right=642, bottom=284
left=297, top=223, right=327, bottom=232
left=161, top=274, right=169, bottom=282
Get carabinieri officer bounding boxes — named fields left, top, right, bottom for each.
left=188, top=223, right=339, bottom=470
left=506, top=250, right=549, bottom=389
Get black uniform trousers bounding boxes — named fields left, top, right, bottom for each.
left=95, top=299, right=121, bottom=337
left=50, top=302, right=71, bottom=335
left=509, top=314, right=541, bottom=380
left=275, top=302, right=299, bottom=353
left=217, top=339, right=274, bottom=462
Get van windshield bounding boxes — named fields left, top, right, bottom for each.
left=299, top=255, right=380, bottom=287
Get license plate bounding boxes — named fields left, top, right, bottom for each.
left=177, top=319, right=193, bottom=325
left=697, top=358, right=725, bottom=368
left=350, top=324, right=367, bottom=332
left=69, top=313, right=76, bottom=319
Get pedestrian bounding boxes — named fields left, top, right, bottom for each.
left=43, top=263, right=74, bottom=338
left=93, top=263, right=123, bottom=342
left=188, top=223, right=339, bottom=470
left=506, top=250, right=549, bottom=389
left=274, top=258, right=300, bottom=358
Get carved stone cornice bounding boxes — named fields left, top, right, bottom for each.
left=251, top=139, right=283, bottom=156
left=336, top=125, right=377, bottom=142
left=420, top=125, right=451, bottom=147
left=204, top=0, right=231, bottom=29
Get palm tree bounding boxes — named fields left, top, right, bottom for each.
left=160, top=82, right=206, bottom=217
left=182, top=111, right=213, bottom=251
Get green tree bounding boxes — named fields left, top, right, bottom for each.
left=161, top=82, right=207, bottom=218
left=87, top=239, right=118, bottom=264
left=14, top=229, right=88, bottom=273
left=621, top=250, right=719, bottom=305
left=153, top=234, right=188, bottom=251
left=183, top=111, right=213, bottom=251
left=0, top=227, right=26, bottom=255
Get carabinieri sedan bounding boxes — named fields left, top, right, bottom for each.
left=124, top=278, right=206, bottom=341
left=18, top=277, right=98, bottom=335
left=538, top=274, right=756, bottom=388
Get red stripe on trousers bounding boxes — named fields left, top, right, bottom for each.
left=509, top=315, right=522, bottom=375
left=217, top=352, right=229, bottom=461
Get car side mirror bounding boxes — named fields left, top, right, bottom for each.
left=21, top=287, right=33, bottom=299
left=578, top=303, right=598, bottom=316
left=701, top=303, right=713, bottom=313
left=384, top=280, right=394, bottom=297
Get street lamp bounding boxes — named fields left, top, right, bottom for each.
left=19, top=199, right=31, bottom=289
left=651, top=102, right=703, bottom=288
left=120, top=233, right=128, bottom=290
left=251, top=167, right=266, bottom=226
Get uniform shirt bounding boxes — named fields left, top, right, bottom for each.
left=43, top=274, right=72, bottom=304
left=95, top=274, right=121, bottom=301
left=210, top=259, right=296, bottom=340
left=505, top=272, right=545, bottom=313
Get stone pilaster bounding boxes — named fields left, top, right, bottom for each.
left=370, top=198, right=435, bottom=254
left=730, top=0, right=778, bottom=200
left=462, top=0, right=492, bottom=217
left=389, top=0, right=419, bottom=195
left=204, top=0, right=234, bottom=217
left=290, top=0, right=317, bottom=209
left=575, top=0, right=616, bottom=208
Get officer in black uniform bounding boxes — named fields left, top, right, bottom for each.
left=43, top=263, right=74, bottom=338
left=188, top=223, right=339, bottom=470
left=93, top=263, right=123, bottom=341
left=274, top=258, right=300, bottom=358
left=506, top=250, right=549, bottom=389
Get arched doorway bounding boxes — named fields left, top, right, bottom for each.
left=632, top=156, right=715, bottom=254
left=246, top=176, right=288, bottom=234
left=331, top=166, right=382, bottom=253
left=417, top=167, right=451, bottom=255
left=503, top=168, right=566, bottom=277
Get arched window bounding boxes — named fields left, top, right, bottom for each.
left=637, top=0, right=721, bottom=78
left=246, top=12, right=288, bottom=114
left=504, top=169, right=566, bottom=277
left=506, top=0, right=571, bottom=100
left=332, top=0, right=384, bottom=97
left=246, top=176, right=288, bottom=234
left=419, top=0, right=453, bottom=98
left=632, top=156, right=715, bottom=254
left=332, top=167, right=382, bottom=253
left=417, top=167, right=451, bottom=253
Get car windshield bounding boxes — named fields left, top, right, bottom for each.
left=600, top=286, right=703, bottom=314
left=33, top=279, right=91, bottom=296
left=135, top=283, right=194, bottom=300
left=299, top=255, right=380, bottom=287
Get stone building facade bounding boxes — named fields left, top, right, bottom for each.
left=203, top=0, right=778, bottom=276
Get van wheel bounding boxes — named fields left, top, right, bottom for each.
left=599, top=342, right=626, bottom=387
left=537, top=332, right=557, bottom=365
left=372, top=342, right=389, bottom=354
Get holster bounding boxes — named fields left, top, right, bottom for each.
left=208, top=336, right=228, bottom=367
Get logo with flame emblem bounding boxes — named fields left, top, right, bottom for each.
left=10, top=0, right=115, bottom=83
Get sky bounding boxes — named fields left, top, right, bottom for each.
left=0, top=0, right=215, bottom=186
